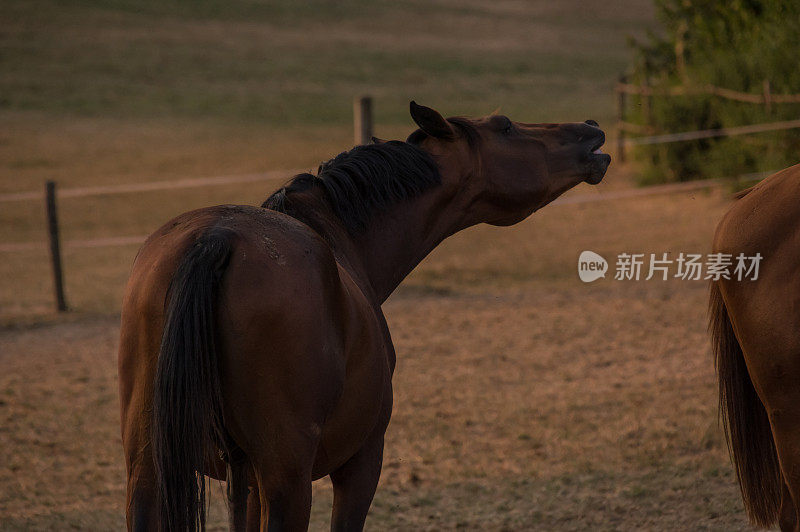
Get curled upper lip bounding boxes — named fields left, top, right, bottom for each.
left=583, top=129, right=611, bottom=185
left=588, top=131, right=606, bottom=154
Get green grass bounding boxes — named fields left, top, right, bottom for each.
left=2, top=0, right=655, bottom=127
left=0, top=0, right=656, bottom=318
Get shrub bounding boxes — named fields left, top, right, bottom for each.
left=626, top=0, right=800, bottom=184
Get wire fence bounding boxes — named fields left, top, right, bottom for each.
left=0, top=169, right=303, bottom=204
left=1, top=92, right=788, bottom=311
left=614, top=78, right=800, bottom=161
left=616, top=81, right=800, bottom=105
left=623, top=118, right=800, bottom=146
left=1, top=168, right=753, bottom=253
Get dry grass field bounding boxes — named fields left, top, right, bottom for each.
left=0, top=0, right=765, bottom=530
left=1, top=180, right=755, bottom=530
left=1, top=0, right=656, bottom=319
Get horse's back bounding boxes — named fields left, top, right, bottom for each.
left=714, top=162, right=800, bottom=258
left=217, top=207, right=358, bottom=469
left=120, top=203, right=347, bottom=406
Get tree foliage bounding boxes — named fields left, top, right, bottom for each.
left=627, top=0, right=800, bottom=183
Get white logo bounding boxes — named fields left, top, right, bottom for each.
left=578, top=251, right=608, bottom=283
left=579, top=251, right=762, bottom=282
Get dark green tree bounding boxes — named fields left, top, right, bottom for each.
left=627, top=0, right=800, bottom=184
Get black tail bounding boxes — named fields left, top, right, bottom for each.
left=152, top=227, right=236, bottom=531
left=709, top=282, right=781, bottom=527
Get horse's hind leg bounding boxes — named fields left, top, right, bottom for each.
left=224, top=451, right=263, bottom=532
left=743, top=335, right=800, bottom=531
left=329, top=430, right=385, bottom=531
left=252, top=463, right=313, bottom=531
left=739, top=337, right=800, bottom=531
left=771, top=406, right=800, bottom=532
left=241, top=431, right=316, bottom=531
left=246, top=484, right=262, bottom=532
left=124, top=444, right=160, bottom=531
left=739, top=349, right=800, bottom=531
left=227, top=454, right=250, bottom=531
left=718, top=257, right=800, bottom=531
left=779, top=480, right=798, bottom=532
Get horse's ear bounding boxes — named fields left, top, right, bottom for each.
left=409, top=101, right=454, bottom=140
left=370, top=136, right=387, bottom=144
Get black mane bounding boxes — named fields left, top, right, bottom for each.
left=262, top=140, right=441, bottom=234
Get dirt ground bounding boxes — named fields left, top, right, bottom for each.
left=0, top=1, right=770, bottom=529
left=0, top=186, right=760, bottom=531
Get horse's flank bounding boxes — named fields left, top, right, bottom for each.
left=710, top=162, right=800, bottom=531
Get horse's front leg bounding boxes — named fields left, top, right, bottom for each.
left=329, top=428, right=385, bottom=532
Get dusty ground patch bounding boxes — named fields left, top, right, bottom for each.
left=1, top=2, right=758, bottom=529
left=0, top=189, right=754, bottom=530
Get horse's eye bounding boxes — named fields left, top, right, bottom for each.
left=502, top=119, right=513, bottom=135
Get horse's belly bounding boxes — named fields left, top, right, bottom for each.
left=311, top=342, right=392, bottom=479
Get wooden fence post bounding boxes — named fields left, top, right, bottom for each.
left=45, top=180, right=67, bottom=311
left=354, top=95, right=373, bottom=146
left=763, top=79, right=772, bottom=114
left=641, top=82, right=652, bottom=129
left=616, top=77, right=627, bottom=163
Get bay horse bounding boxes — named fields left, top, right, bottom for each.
left=118, top=102, right=611, bottom=531
left=710, top=162, right=800, bottom=531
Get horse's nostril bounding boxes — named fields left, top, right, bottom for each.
left=585, top=119, right=599, bottom=127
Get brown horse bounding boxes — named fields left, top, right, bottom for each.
left=118, top=102, right=611, bottom=531
left=710, top=162, right=800, bottom=532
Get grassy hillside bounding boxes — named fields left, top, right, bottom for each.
left=2, top=0, right=655, bottom=188
left=1, top=0, right=656, bottom=317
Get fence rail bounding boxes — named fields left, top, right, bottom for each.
left=3, top=93, right=789, bottom=312
left=0, top=174, right=764, bottom=254
left=616, top=81, right=800, bottom=105
left=614, top=78, right=800, bottom=161
left=0, top=235, right=148, bottom=253
left=0, top=169, right=305, bottom=204
left=4, top=95, right=377, bottom=311
left=623, top=118, right=800, bottom=147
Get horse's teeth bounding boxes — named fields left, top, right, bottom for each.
left=593, top=148, right=603, bottom=155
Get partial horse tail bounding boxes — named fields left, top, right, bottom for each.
left=709, top=281, right=782, bottom=527
left=151, top=227, right=238, bottom=532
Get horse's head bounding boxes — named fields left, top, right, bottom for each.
left=407, top=101, right=610, bottom=226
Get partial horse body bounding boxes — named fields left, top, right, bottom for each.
left=118, top=102, right=611, bottom=531
left=710, top=162, right=800, bottom=532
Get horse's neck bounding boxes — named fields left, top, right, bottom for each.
left=350, top=182, right=470, bottom=303
left=280, top=167, right=473, bottom=305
